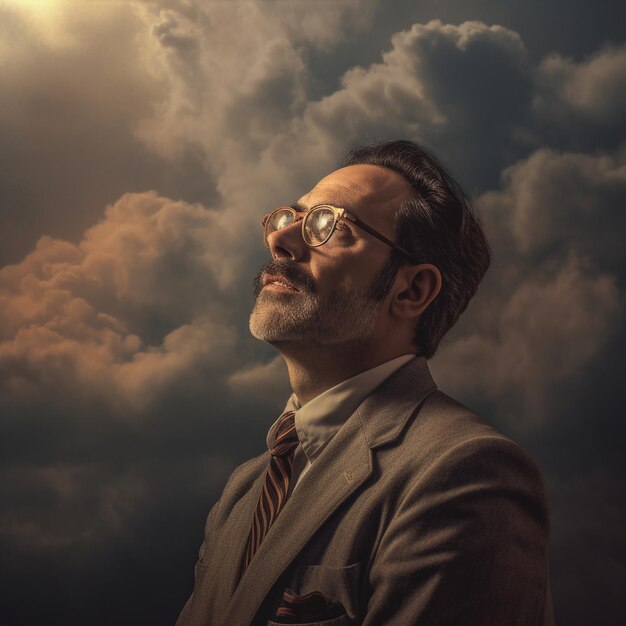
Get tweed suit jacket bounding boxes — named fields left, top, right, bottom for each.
left=176, top=356, right=554, bottom=626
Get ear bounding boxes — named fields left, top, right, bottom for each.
left=390, top=263, right=442, bottom=320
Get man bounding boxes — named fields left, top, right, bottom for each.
left=176, top=140, right=553, bottom=625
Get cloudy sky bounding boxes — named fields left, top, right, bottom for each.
left=1, top=0, right=624, bottom=623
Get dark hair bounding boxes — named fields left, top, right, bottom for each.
left=343, top=139, right=491, bottom=359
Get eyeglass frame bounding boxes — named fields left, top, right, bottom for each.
left=261, top=204, right=418, bottom=262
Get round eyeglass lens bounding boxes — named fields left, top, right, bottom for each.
left=304, top=207, right=336, bottom=245
left=267, top=209, right=295, bottom=235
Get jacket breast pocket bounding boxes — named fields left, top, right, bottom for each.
left=267, top=562, right=361, bottom=626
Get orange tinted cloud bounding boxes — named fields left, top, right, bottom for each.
left=0, top=192, right=240, bottom=412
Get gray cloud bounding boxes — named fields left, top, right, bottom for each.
left=130, top=12, right=540, bottom=207
left=431, top=250, right=621, bottom=431
left=430, top=144, right=625, bottom=430
left=533, top=44, right=626, bottom=150
left=482, top=147, right=626, bottom=274
left=536, top=45, right=626, bottom=122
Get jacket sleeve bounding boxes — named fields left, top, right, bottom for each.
left=362, top=436, right=552, bottom=626
left=175, top=496, right=221, bottom=626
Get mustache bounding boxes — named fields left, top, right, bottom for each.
left=253, top=259, right=316, bottom=297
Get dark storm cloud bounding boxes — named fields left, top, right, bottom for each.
left=1, top=1, right=624, bottom=624
left=482, top=147, right=626, bottom=275
left=361, top=0, right=626, bottom=64
left=532, top=44, right=626, bottom=154
left=431, top=144, right=624, bottom=438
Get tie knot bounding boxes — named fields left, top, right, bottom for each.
left=270, top=411, right=299, bottom=457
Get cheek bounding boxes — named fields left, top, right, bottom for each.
left=311, top=253, right=379, bottom=294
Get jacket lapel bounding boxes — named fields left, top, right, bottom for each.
left=223, top=407, right=373, bottom=625
left=222, top=356, right=437, bottom=625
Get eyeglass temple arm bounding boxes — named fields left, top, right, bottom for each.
left=344, top=213, right=417, bottom=261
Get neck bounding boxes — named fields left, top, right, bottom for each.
left=274, top=340, right=413, bottom=405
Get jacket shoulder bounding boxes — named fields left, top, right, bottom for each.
left=407, top=388, right=530, bottom=460
left=387, top=389, right=550, bottom=515
left=366, top=389, right=552, bottom=626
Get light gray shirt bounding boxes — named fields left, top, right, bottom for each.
left=266, top=353, right=416, bottom=496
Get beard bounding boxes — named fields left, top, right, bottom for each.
left=249, top=258, right=397, bottom=346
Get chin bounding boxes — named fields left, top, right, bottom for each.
left=250, top=292, right=318, bottom=339
left=249, top=324, right=305, bottom=343
left=249, top=308, right=297, bottom=342
left=249, top=313, right=320, bottom=344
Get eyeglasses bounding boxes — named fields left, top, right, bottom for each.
left=261, top=204, right=416, bottom=261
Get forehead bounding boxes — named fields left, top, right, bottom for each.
left=296, top=164, right=413, bottom=228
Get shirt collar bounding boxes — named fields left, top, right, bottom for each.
left=266, top=354, right=416, bottom=463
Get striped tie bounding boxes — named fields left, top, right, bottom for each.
left=243, top=410, right=299, bottom=570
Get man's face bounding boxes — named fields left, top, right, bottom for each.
left=249, top=164, right=413, bottom=346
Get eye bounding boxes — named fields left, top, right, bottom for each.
left=305, top=207, right=336, bottom=245
left=270, top=210, right=295, bottom=231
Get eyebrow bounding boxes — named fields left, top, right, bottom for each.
left=288, top=202, right=308, bottom=212
left=288, top=201, right=349, bottom=213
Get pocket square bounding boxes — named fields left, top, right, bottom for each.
left=273, top=588, right=345, bottom=624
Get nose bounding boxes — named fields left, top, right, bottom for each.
left=267, top=217, right=307, bottom=261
